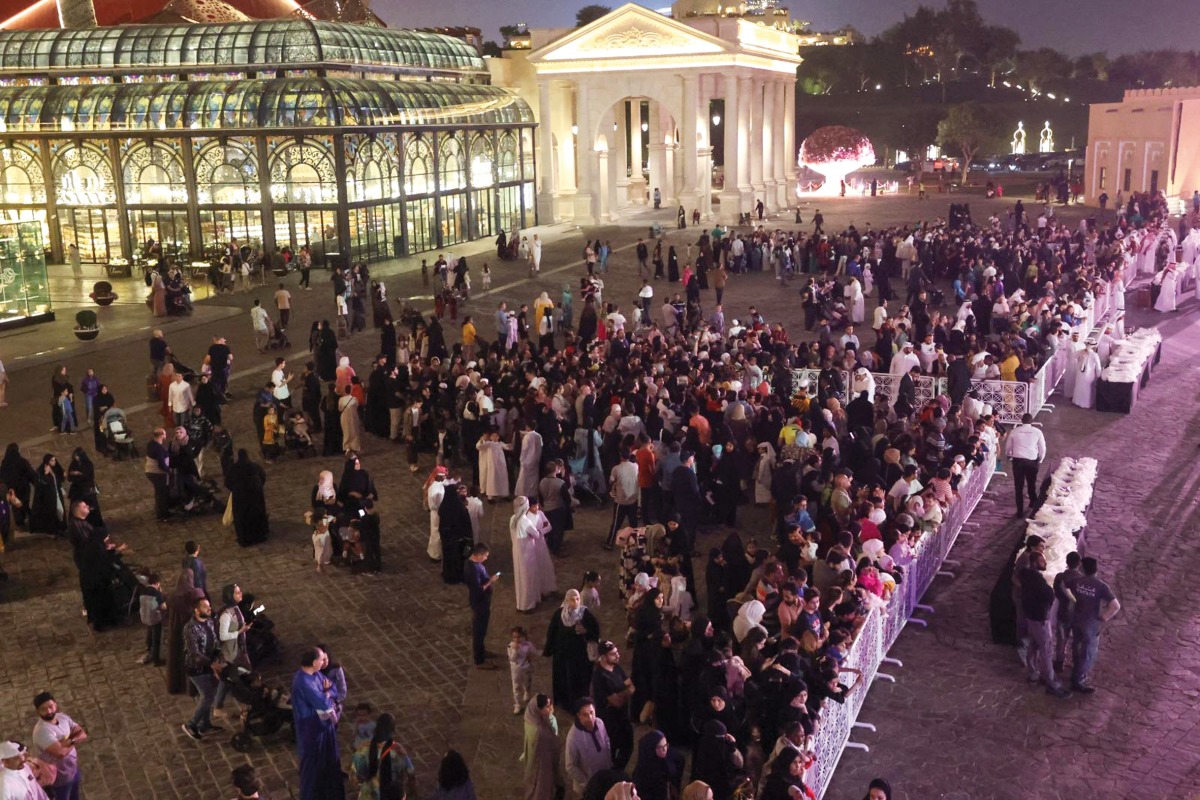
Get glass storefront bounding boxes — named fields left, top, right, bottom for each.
left=0, top=220, right=52, bottom=328
left=349, top=203, right=401, bottom=262
left=128, top=209, right=189, bottom=259
left=199, top=208, right=263, bottom=258
left=406, top=197, right=436, bottom=255
left=59, top=207, right=121, bottom=263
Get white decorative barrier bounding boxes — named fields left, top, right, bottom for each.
left=808, top=449, right=996, bottom=797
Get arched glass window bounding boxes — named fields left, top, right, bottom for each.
left=194, top=138, right=259, bottom=205
left=347, top=136, right=399, bottom=202
left=51, top=141, right=116, bottom=205
left=268, top=137, right=337, bottom=204
left=498, top=132, right=519, bottom=182
left=470, top=134, right=494, bottom=189
left=404, top=136, right=433, bottom=196
left=439, top=133, right=465, bottom=191
left=0, top=143, right=46, bottom=204
left=122, top=141, right=187, bottom=204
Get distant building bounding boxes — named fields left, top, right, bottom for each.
left=1086, top=86, right=1200, bottom=211
left=490, top=1, right=802, bottom=225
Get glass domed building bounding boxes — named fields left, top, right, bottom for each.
left=0, top=19, right=536, bottom=265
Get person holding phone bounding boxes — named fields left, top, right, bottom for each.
left=465, top=543, right=500, bottom=670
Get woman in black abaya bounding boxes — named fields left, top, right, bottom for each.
left=0, top=444, right=36, bottom=529
left=224, top=449, right=269, bottom=546
left=77, top=522, right=121, bottom=632
left=667, top=246, right=680, bottom=282
left=93, top=385, right=116, bottom=456
left=437, top=484, right=473, bottom=584
left=337, top=455, right=378, bottom=518
left=321, top=383, right=343, bottom=456
left=67, top=448, right=103, bottom=528
left=316, top=320, right=339, bottom=382
left=29, top=453, right=65, bottom=534
left=543, top=590, right=601, bottom=710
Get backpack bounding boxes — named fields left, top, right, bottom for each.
left=139, top=592, right=163, bottom=626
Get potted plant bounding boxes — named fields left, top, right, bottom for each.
left=89, top=280, right=118, bottom=306
left=74, top=309, right=100, bottom=341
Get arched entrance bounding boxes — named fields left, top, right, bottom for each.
left=591, top=96, right=681, bottom=221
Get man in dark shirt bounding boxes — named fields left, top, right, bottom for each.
left=183, top=540, right=207, bottom=595
left=144, top=428, right=171, bottom=521
left=590, top=641, right=633, bottom=770
left=1052, top=551, right=1081, bottom=676
left=149, top=330, right=171, bottom=378
left=181, top=597, right=222, bottom=740
left=464, top=543, right=498, bottom=669
left=206, top=336, right=233, bottom=398
left=1069, top=557, right=1120, bottom=693
left=1020, top=552, right=1069, bottom=697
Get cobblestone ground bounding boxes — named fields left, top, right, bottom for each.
left=0, top=193, right=1192, bottom=799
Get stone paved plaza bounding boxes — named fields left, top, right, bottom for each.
left=0, top=193, right=1196, bottom=799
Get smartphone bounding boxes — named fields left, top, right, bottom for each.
left=358, top=509, right=365, bottom=517
left=253, top=604, right=265, bottom=615
left=493, top=572, right=502, bottom=578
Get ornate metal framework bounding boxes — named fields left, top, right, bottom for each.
left=0, top=19, right=536, bottom=264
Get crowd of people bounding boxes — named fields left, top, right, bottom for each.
left=1, top=182, right=1184, bottom=800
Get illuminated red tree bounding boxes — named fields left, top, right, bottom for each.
left=798, top=126, right=876, bottom=194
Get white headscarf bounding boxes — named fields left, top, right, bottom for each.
left=509, top=496, right=530, bottom=537
left=338, top=356, right=350, bottom=369
left=560, top=588, right=585, bottom=627
left=732, top=599, right=766, bottom=643
left=316, top=470, right=336, bottom=501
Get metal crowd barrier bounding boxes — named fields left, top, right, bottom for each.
left=808, top=449, right=997, bottom=798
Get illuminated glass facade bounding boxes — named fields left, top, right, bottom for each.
left=0, top=20, right=536, bottom=264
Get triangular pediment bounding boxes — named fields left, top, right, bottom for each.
left=530, top=3, right=730, bottom=63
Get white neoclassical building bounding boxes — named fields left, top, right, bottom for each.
left=489, top=2, right=802, bottom=225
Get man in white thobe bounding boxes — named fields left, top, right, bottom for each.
left=1072, top=344, right=1102, bottom=409
left=514, top=424, right=543, bottom=498
left=512, top=499, right=556, bottom=612
left=530, top=234, right=543, bottom=273
left=426, top=472, right=446, bottom=561
left=0, top=740, right=49, bottom=800
left=1060, top=331, right=1084, bottom=398
left=890, top=342, right=921, bottom=377
left=1096, top=326, right=1115, bottom=367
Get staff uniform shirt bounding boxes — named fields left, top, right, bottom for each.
left=1070, top=575, right=1114, bottom=635
left=1005, top=424, right=1046, bottom=460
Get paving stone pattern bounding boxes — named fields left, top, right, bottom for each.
left=0, top=195, right=1193, bottom=799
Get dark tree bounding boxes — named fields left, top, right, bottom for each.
left=575, top=5, right=612, bottom=27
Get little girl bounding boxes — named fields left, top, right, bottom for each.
left=58, top=387, right=76, bottom=433
left=581, top=571, right=601, bottom=611
left=312, top=515, right=333, bottom=573
left=481, top=262, right=491, bottom=291
left=507, top=626, right=536, bottom=715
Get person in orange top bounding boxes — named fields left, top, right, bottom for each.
left=635, top=434, right=659, bottom=524
left=687, top=409, right=711, bottom=446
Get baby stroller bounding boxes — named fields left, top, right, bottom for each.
left=221, top=664, right=294, bottom=752
left=103, top=408, right=139, bottom=460
left=240, top=594, right=281, bottom=665
left=266, top=319, right=290, bottom=350
left=283, top=412, right=317, bottom=458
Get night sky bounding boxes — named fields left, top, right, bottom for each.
left=374, top=0, right=1194, bottom=56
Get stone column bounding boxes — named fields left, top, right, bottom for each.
left=628, top=100, right=647, bottom=204
left=773, top=80, right=789, bottom=208
left=762, top=77, right=776, bottom=211
left=536, top=79, right=558, bottom=222
left=598, top=146, right=611, bottom=222
left=717, top=73, right=740, bottom=224
left=698, top=146, right=713, bottom=220
left=750, top=80, right=764, bottom=208
left=736, top=74, right=753, bottom=215
left=782, top=75, right=796, bottom=204
left=614, top=103, right=630, bottom=213
left=679, top=73, right=700, bottom=215
left=573, top=82, right=597, bottom=223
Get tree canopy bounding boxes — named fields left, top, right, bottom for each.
left=575, top=4, right=611, bottom=27
left=937, top=103, right=1002, bottom=181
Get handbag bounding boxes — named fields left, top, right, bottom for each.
left=222, top=493, right=234, bottom=526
